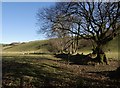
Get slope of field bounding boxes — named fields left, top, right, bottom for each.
left=3, top=40, right=50, bottom=52
left=2, top=37, right=118, bottom=59
left=2, top=37, right=119, bottom=87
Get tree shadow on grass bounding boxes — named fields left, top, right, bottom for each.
left=2, top=59, right=64, bottom=88
left=86, top=70, right=120, bottom=87
left=54, top=53, right=91, bottom=65
left=108, top=67, right=120, bottom=80
left=2, top=56, right=120, bottom=88
left=2, top=58, right=87, bottom=88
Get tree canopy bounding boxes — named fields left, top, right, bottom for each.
left=37, top=2, right=120, bottom=63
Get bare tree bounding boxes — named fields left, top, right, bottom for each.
left=68, top=2, right=120, bottom=64
left=37, top=2, right=120, bottom=64
left=37, top=2, right=78, bottom=54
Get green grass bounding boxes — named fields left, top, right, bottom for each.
left=2, top=37, right=119, bottom=59
left=3, top=37, right=118, bottom=52
left=3, top=40, right=50, bottom=52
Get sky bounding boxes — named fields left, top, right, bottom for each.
left=2, top=2, right=55, bottom=44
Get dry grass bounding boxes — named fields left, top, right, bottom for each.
left=106, top=52, right=119, bottom=60
left=2, top=53, right=120, bottom=88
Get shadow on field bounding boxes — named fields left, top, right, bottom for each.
left=2, top=56, right=120, bottom=88
left=108, top=66, right=120, bottom=79
left=2, top=59, right=64, bottom=88
left=54, top=53, right=91, bottom=65
left=2, top=57, right=90, bottom=88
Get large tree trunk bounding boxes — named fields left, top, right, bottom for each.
left=94, top=46, right=108, bottom=65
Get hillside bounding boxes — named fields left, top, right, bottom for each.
left=3, top=37, right=118, bottom=54
left=3, top=40, right=50, bottom=53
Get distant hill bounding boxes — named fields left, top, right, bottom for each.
left=3, top=37, right=118, bottom=53
left=3, top=40, right=50, bottom=53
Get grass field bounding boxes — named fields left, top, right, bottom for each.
left=2, top=37, right=120, bottom=88
left=2, top=54, right=120, bottom=88
left=2, top=37, right=119, bottom=59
